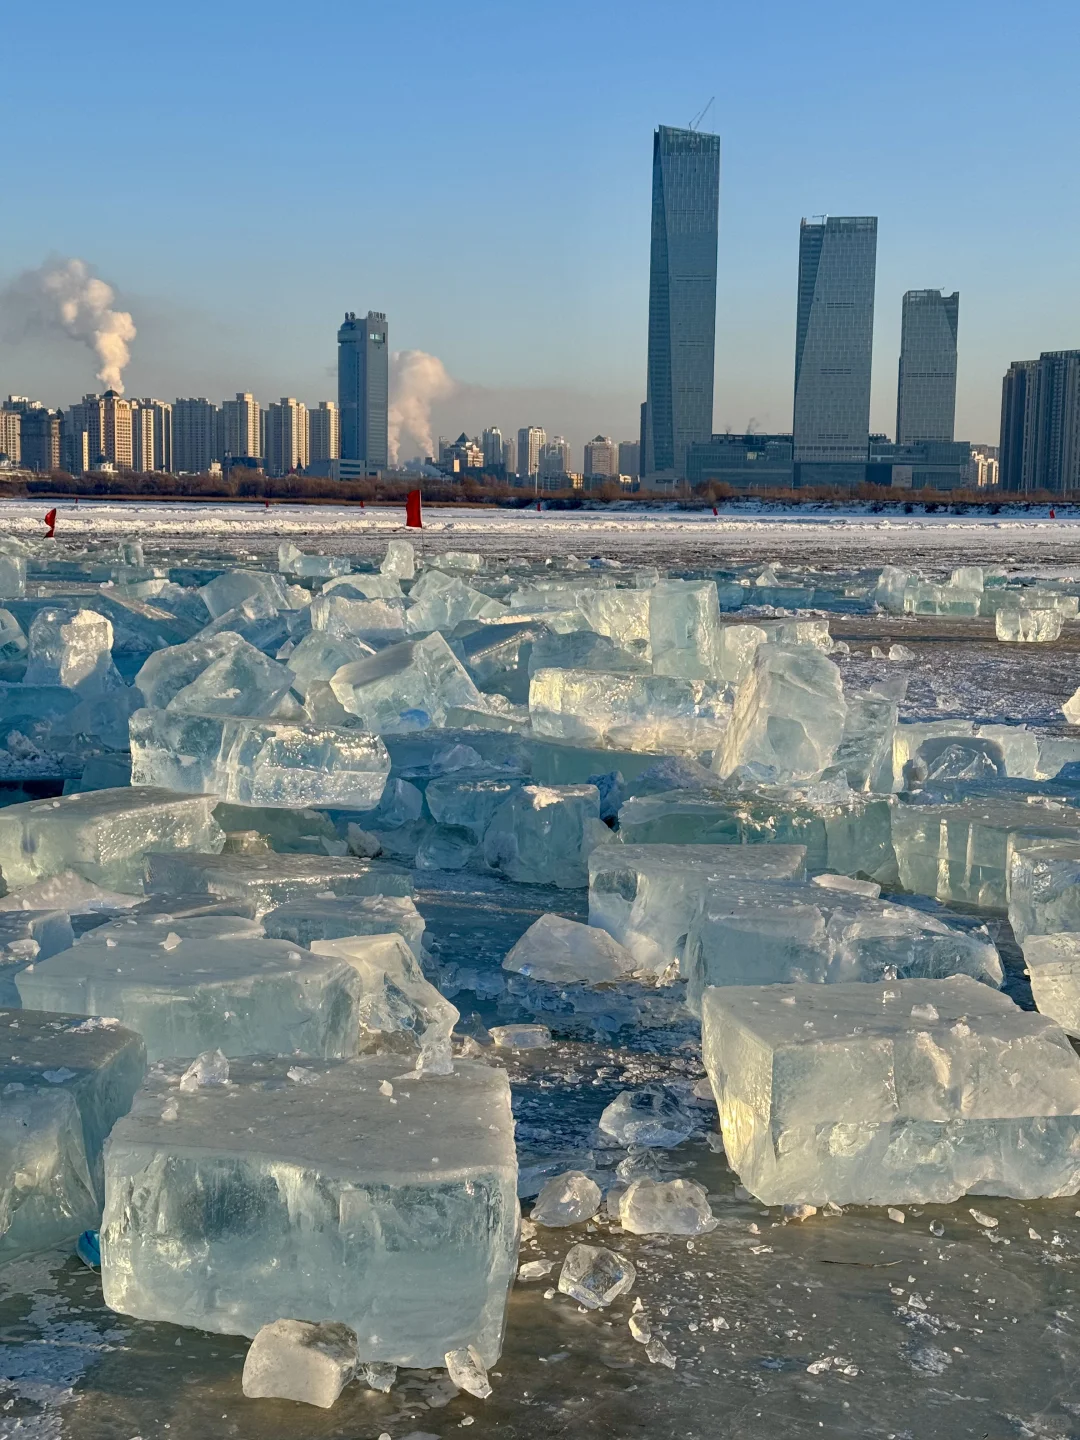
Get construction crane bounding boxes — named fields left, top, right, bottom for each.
left=688, top=96, right=715, bottom=131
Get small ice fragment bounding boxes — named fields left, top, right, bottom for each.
left=645, top=1337, right=676, bottom=1368
left=888, top=645, right=914, bottom=661
left=969, top=1208, right=998, bottom=1229
left=811, top=873, right=881, bottom=899
left=807, top=1356, right=833, bottom=1374
left=531, top=1170, right=602, bottom=1227
left=286, top=1066, right=314, bottom=1084
left=518, top=1259, right=554, bottom=1282
left=910, top=1003, right=939, bottom=1021
left=557, top=1243, right=636, bottom=1309
left=179, top=1048, right=229, bottom=1091
left=784, top=1203, right=817, bottom=1222
left=160, top=931, right=182, bottom=952
left=598, top=1087, right=695, bottom=1148
left=823, top=1201, right=843, bottom=1216
left=445, top=1345, right=492, bottom=1399
left=361, top=1361, right=397, bottom=1392
left=242, top=1318, right=358, bottom=1408
left=42, top=1067, right=76, bottom=1084
left=618, top=1178, right=717, bottom=1236
left=929, top=1221, right=944, bottom=1237
left=489, top=1024, right=552, bottom=1050
left=520, top=1219, right=537, bottom=1241
left=629, top=1313, right=651, bottom=1344
left=1028, top=1226, right=1042, bottom=1241
left=379, top=1080, right=394, bottom=1097
left=888, top=1208, right=905, bottom=1223
left=871, top=646, right=887, bottom=660
left=161, top=1101, right=178, bottom=1122
left=503, top=913, right=638, bottom=985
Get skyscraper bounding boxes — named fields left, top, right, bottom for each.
left=265, top=398, right=309, bottom=476
left=481, top=426, right=504, bottom=470
left=517, top=426, right=545, bottom=482
left=172, top=398, right=219, bottom=473
left=220, top=393, right=261, bottom=462
left=896, top=290, right=959, bottom=443
left=538, top=436, right=571, bottom=485
left=999, top=351, right=1080, bottom=493
left=338, top=311, right=388, bottom=472
left=131, top=399, right=172, bottom=472
left=308, top=401, right=340, bottom=465
left=618, top=439, right=640, bottom=479
left=0, top=408, right=20, bottom=465
left=644, top=124, right=721, bottom=482
left=8, top=399, right=61, bottom=473
left=584, top=435, right=618, bottom=478
left=793, top=216, right=878, bottom=479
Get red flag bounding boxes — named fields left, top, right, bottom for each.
left=712, top=505, right=718, bottom=517
left=263, top=498, right=270, bottom=509
left=359, top=500, right=365, bottom=510
left=44, top=508, right=57, bottom=538
left=536, top=500, right=542, bottom=512
left=405, top=490, right=423, bottom=528
left=1050, top=507, right=1056, bottom=519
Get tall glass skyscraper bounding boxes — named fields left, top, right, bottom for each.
left=793, top=216, right=877, bottom=473
left=338, top=311, right=388, bottom=470
left=644, top=124, right=721, bottom=482
left=896, top=289, right=959, bottom=444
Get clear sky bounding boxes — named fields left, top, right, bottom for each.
left=2, top=0, right=1078, bottom=460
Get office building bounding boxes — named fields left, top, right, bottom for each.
left=583, top=435, right=618, bottom=479
left=644, top=124, right=721, bottom=482
left=999, top=351, right=1080, bottom=493
left=618, top=439, right=640, bottom=479
left=437, top=432, right=483, bottom=476
left=969, top=445, right=999, bottom=488
left=308, top=401, right=339, bottom=465
left=793, top=216, right=878, bottom=483
left=538, top=435, right=571, bottom=485
left=481, top=426, right=505, bottom=471
left=7, top=399, right=61, bottom=473
left=867, top=438, right=977, bottom=491
left=896, top=290, right=959, bottom=444
left=338, top=311, right=388, bottom=471
left=501, top=433, right=516, bottom=479
left=517, top=426, right=545, bottom=482
left=220, top=392, right=261, bottom=462
left=686, top=434, right=794, bottom=489
left=172, top=398, right=219, bottom=473
left=0, top=408, right=20, bottom=465
left=265, top=398, right=309, bottom=476
left=131, top=399, right=172, bottom=473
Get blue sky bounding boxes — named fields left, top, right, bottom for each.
left=2, top=0, right=1077, bottom=459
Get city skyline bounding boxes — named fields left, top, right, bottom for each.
left=1, top=0, right=1076, bottom=454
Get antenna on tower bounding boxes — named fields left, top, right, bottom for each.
left=688, top=96, right=715, bottom=131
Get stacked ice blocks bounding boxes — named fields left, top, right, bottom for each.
left=702, top=976, right=1080, bottom=1205
left=101, top=1056, right=518, bottom=1365
left=0, top=1008, right=145, bottom=1260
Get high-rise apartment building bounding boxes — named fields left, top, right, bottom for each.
left=793, top=216, right=878, bottom=478
left=584, top=435, right=618, bottom=478
left=516, top=426, right=545, bottom=481
left=7, top=398, right=61, bottom=473
left=999, top=351, right=1080, bottom=493
left=338, top=311, right=388, bottom=471
left=172, top=398, right=219, bottom=473
left=220, top=392, right=261, bottom=462
left=481, top=426, right=504, bottom=470
left=0, top=408, right=20, bottom=465
left=539, top=436, right=571, bottom=484
left=501, top=433, right=516, bottom=479
left=63, top=392, right=133, bottom=470
left=308, top=401, right=340, bottom=464
left=618, top=440, right=640, bottom=479
left=131, top=399, right=172, bottom=472
left=265, top=398, right=309, bottom=476
left=644, top=124, right=721, bottom=482
left=896, top=290, right=959, bottom=444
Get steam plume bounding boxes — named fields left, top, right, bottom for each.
left=389, top=349, right=456, bottom=463
left=0, top=257, right=136, bottom=393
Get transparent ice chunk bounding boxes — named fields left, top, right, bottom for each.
left=1022, top=933, right=1080, bottom=1036
left=483, top=783, right=614, bottom=888
left=405, top=570, right=505, bottom=634
left=1008, top=838, right=1080, bottom=941
left=199, top=569, right=291, bottom=619
left=445, top=1344, right=492, bottom=1399
left=24, top=607, right=123, bottom=696
left=144, top=850, right=412, bottom=915
left=718, top=645, right=847, bottom=782
left=530, top=1170, right=601, bottom=1227
left=503, top=913, right=639, bottom=985
left=381, top=538, right=416, bottom=579
left=263, top=894, right=425, bottom=958
left=135, top=632, right=294, bottom=719
left=996, top=608, right=1062, bottom=642
left=598, top=1086, right=696, bottom=1148
left=529, top=668, right=729, bottom=755
left=702, top=976, right=1080, bottom=1205
left=310, top=594, right=407, bottom=645
left=331, top=633, right=485, bottom=733
left=648, top=580, right=721, bottom=680
left=242, top=1318, right=358, bottom=1407
left=277, top=542, right=352, bottom=581
left=101, top=1056, right=518, bottom=1366
left=617, top=1178, right=717, bottom=1236
left=557, top=1244, right=635, bottom=1309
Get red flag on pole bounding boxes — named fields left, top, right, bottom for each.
left=536, top=500, right=542, bottom=512
left=405, top=490, right=423, bottom=528
left=43, top=508, right=57, bottom=538
left=712, top=505, right=718, bottom=517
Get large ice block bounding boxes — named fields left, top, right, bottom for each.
left=702, top=976, right=1080, bottom=1205
left=0, top=787, right=224, bottom=892
left=200, top=569, right=291, bottom=619
left=145, top=850, right=412, bottom=915
left=0, top=1007, right=145, bottom=1261
left=263, top=893, right=425, bottom=957
left=310, top=594, right=407, bottom=645
left=483, top=783, right=614, bottom=887
left=684, top=879, right=1002, bottom=1012
left=405, top=570, right=504, bottom=634
left=529, top=668, right=729, bottom=755
left=996, top=607, right=1062, bottom=643
left=381, top=538, right=416, bottom=579
left=24, top=607, right=123, bottom=697
left=129, top=707, right=390, bottom=809
left=285, top=631, right=374, bottom=700
left=527, top=630, right=647, bottom=677
left=503, top=913, right=639, bottom=985
left=330, top=633, right=485, bottom=733
left=424, top=774, right=526, bottom=839
left=101, top=1056, right=518, bottom=1365
left=576, top=586, right=651, bottom=660
left=648, top=580, right=721, bottom=680
left=135, top=632, right=293, bottom=718
left=278, top=542, right=352, bottom=580
left=717, top=645, right=847, bottom=781
left=1008, top=838, right=1080, bottom=940
left=589, top=843, right=807, bottom=978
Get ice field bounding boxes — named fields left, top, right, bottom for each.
left=1, top=502, right=1080, bottom=1438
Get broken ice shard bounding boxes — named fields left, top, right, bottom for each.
left=1008, top=838, right=1080, bottom=941
left=529, top=668, right=729, bottom=754
left=617, top=1178, right=717, bottom=1236
left=0, top=1007, right=145, bottom=1261
left=648, top=580, right=721, bottom=680
left=199, top=568, right=292, bottom=619
left=588, top=843, right=806, bottom=978
left=144, top=850, right=412, bottom=915
left=483, top=783, right=614, bottom=887
left=530, top=1170, right=602, bottom=1226
left=557, top=1244, right=635, bottom=1309
left=503, top=913, right=639, bottom=985
left=1021, top=933, right=1080, bottom=1037
left=702, top=976, right=1080, bottom=1205
left=330, top=632, right=485, bottom=732
left=129, top=708, right=390, bottom=809
left=24, top=607, right=123, bottom=696
left=310, top=593, right=407, bottom=645
left=381, top=538, right=416, bottom=579
left=135, top=631, right=293, bottom=717
left=0, top=787, right=224, bottom=892
left=717, top=645, right=847, bottom=781
left=599, top=1086, right=696, bottom=1147
left=995, top=607, right=1062, bottom=643
left=263, top=893, right=425, bottom=957
left=242, top=1318, right=358, bottom=1407
left=684, top=878, right=1002, bottom=1011
left=101, top=1056, right=518, bottom=1366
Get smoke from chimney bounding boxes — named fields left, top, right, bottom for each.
left=388, top=349, right=456, bottom=464
left=0, top=257, right=136, bottom=393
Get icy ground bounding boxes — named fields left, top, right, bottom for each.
left=1, top=505, right=1080, bottom=1439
